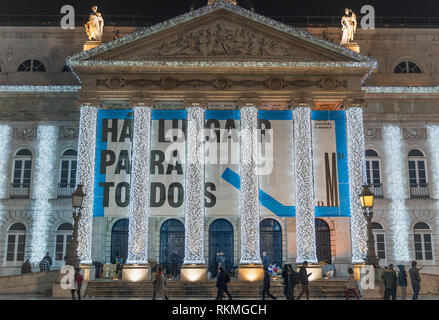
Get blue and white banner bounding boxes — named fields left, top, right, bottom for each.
left=93, top=109, right=350, bottom=218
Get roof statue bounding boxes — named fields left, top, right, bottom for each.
left=340, top=8, right=360, bottom=52
left=84, top=5, right=104, bottom=41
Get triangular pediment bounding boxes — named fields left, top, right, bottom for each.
left=68, top=2, right=376, bottom=72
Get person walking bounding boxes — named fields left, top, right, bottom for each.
left=282, top=264, right=290, bottom=299
left=153, top=266, right=169, bottom=300
left=409, top=261, right=421, bottom=300
left=288, top=264, right=299, bottom=300
left=262, top=267, right=277, bottom=300
left=297, top=261, right=312, bottom=300
left=345, top=268, right=360, bottom=300
left=262, top=251, right=270, bottom=269
left=71, top=268, right=84, bottom=300
left=216, top=266, right=232, bottom=300
left=21, top=259, right=32, bottom=274
left=397, top=265, right=408, bottom=300
left=382, top=264, right=397, bottom=300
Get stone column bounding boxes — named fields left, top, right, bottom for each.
left=76, top=104, right=98, bottom=280
left=123, top=105, right=153, bottom=281
left=293, top=104, right=318, bottom=264
left=181, top=105, right=207, bottom=282
left=345, top=105, right=368, bottom=264
left=238, top=105, right=263, bottom=282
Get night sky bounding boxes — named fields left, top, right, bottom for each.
left=1, top=0, right=438, bottom=17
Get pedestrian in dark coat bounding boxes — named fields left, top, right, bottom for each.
left=288, top=264, right=298, bottom=300
left=397, top=265, right=408, bottom=300
left=21, top=259, right=32, bottom=274
left=216, top=266, right=232, bottom=300
left=282, top=264, right=290, bottom=299
left=297, top=261, right=312, bottom=300
left=71, top=268, right=84, bottom=300
left=262, top=267, right=277, bottom=300
left=382, top=264, right=397, bottom=300
left=409, top=261, right=421, bottom=300
left=170, top=250, right=178, bottom=277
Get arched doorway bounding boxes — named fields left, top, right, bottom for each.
left=209, top=219, right=234, bottom=276
left=111, top=219, right=129, bottom=264
left=159, top=219, right=185, bottom=275
left=260, top=218, right=282, bottom=266
left=315, top=219, right=332, bottom=263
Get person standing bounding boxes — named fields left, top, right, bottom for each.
left=262, top=267, right=277, bottom=300
left=345, top=268, right=360, bottom=300
left=288, top=264, right=298, bottom=300
left=262, top=252, right=270, bottom=269
left=170, top=250, right=178, bottom=278
left=71, top=268, right=84, bottom=300
left=382, top=264, right=397, bottom=300
left=409, top=261, right=422, bottom=300
left=216, top=266, right=232, bottom=300
left=397, top=265, right=408, bottom=300
left=21, top=259, right=32, bottom=274
left=153, top=266, right=169, bottom=300
left=282, top=264, right=290, bottom=299
left=297, top=261, right=312, bottom=300
left=39, top=252, right=53, bottom=272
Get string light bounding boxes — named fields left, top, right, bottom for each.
left=76, top=106, right=98, bottom=265
left=426, top=126, right=439, bottom=241
left=0, top=124, right=11, bottom=200
left=183, top=107, right=206, bottom=265
left=239, top=106, right=262, bottom=264
left=127, top=106, right=152, bottom=265
left=293, top=107, right=317, bottom=263
left=30, top=125, right=58, bottom=263
left=346, top=107, right=367, bottom=263
left=363, top=86, right=439, bottom=94
left=383, top=125, right=410, bottom=262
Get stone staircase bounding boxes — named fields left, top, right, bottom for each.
left=85, top=278, right=350, bottom=299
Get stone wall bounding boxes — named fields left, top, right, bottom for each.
left=0, top=270, right=59, bottom=294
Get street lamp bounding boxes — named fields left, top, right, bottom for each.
left=359, top=185, right=379, bottom=268
left=65, top=185, right=85, bottom=269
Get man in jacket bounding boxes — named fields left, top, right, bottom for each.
left=170, top=250, right=178, bottom=278
left=288, top=264, right=299, bottom=300
left=382, top=264, right=397, bottom=300
left=409, top=261, right=421, bottom=300
left=21, top=259, right=32, bottom=274
left=262, top=267, right=277, bottom=300
left=297, top=261, right=312, bottom=300
left=216, top=266, right=232, bottom=300
left=397, top=265, right=408, bottom=300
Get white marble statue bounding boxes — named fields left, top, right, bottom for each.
left=340, top=8, right=357, bottom=45
left=84, top=6, right=104, bottom=41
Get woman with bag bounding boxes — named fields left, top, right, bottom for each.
left=153, top=266, right=169, bottom=300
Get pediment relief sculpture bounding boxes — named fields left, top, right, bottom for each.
left=130, top=23, right=316, bottom=60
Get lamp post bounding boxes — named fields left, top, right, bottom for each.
left=65, top=185, right=85, bottom=269
left=359, top=185, right=379, bottom=268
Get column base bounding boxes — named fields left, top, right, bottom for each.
left=83, top=41, right=102, bottom=51
left=238, top=264, right=264, bottom=282
left=353, top=263, right=365, bottom=281
left=342, top=41, right=360, bottom=53
left=296, top=263, right=322, bottom=281
left=79, top=264, right=95, bottom=282
left=122, top=264, right=151, bottom=282
left=180, top=264, right=207, bottom=282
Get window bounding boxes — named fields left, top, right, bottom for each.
left=55, top=223, right=73, bottom=261
left=408, top=149, right=429, bottom=198
left=413, top=222, right=433, bottom=261
left=365, top=149, right=382, bottom=197
left=6, top=223, right=26, bottom=262
left=58, top=149, right=77, bottom=198
left=372, top=222, right=386, bottom=260
left=394, top=61, right=422, bottom=74
left=10, top=148, right=32, bottom=198
left=17, top=59, right=46, bottom=72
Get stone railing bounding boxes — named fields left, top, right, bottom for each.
left=0, top=270, right=59, bottom=294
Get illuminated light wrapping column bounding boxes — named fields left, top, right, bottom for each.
left=383, top=125, right=410, bottom=262
left=76, top=105, right=98, bottom=265
left=346, top=107, right=368, bottom=263
left=30, top=125, right=58, bottom=263
left=0, top=124, right=11, bottom=200
left=293, top=106, right=318, bottom=263
left=239, top=106, right=262, bottom=265
left=427, top=126, right=439, bottom=237
left=123, top=106, right=152, bottom=281
left=181, top=106, right=206, bottom=281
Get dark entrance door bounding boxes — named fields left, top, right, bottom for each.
left=160, top=219, right=185, bottom=275
left=209, top=219, right=234, bottom=275
left=315, top=219, right=332, bottom=263
left=260, top=218, right=282, bottom=266
left=111, top=219, right=129, bottom=264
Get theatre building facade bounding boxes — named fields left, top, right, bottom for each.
left=1, top=2, right=439, bottom=279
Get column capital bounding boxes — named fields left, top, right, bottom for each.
left=129, top=98, right=155, bottom=107
left=184, top=96, right=208, bottom=108
left=78, top=98, right=100, bottom=107
left=344, top=98, right=366, bottom=108
left=238, top=96, right=261, bottom=108
left=290, top=96, right=314, bottom=108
